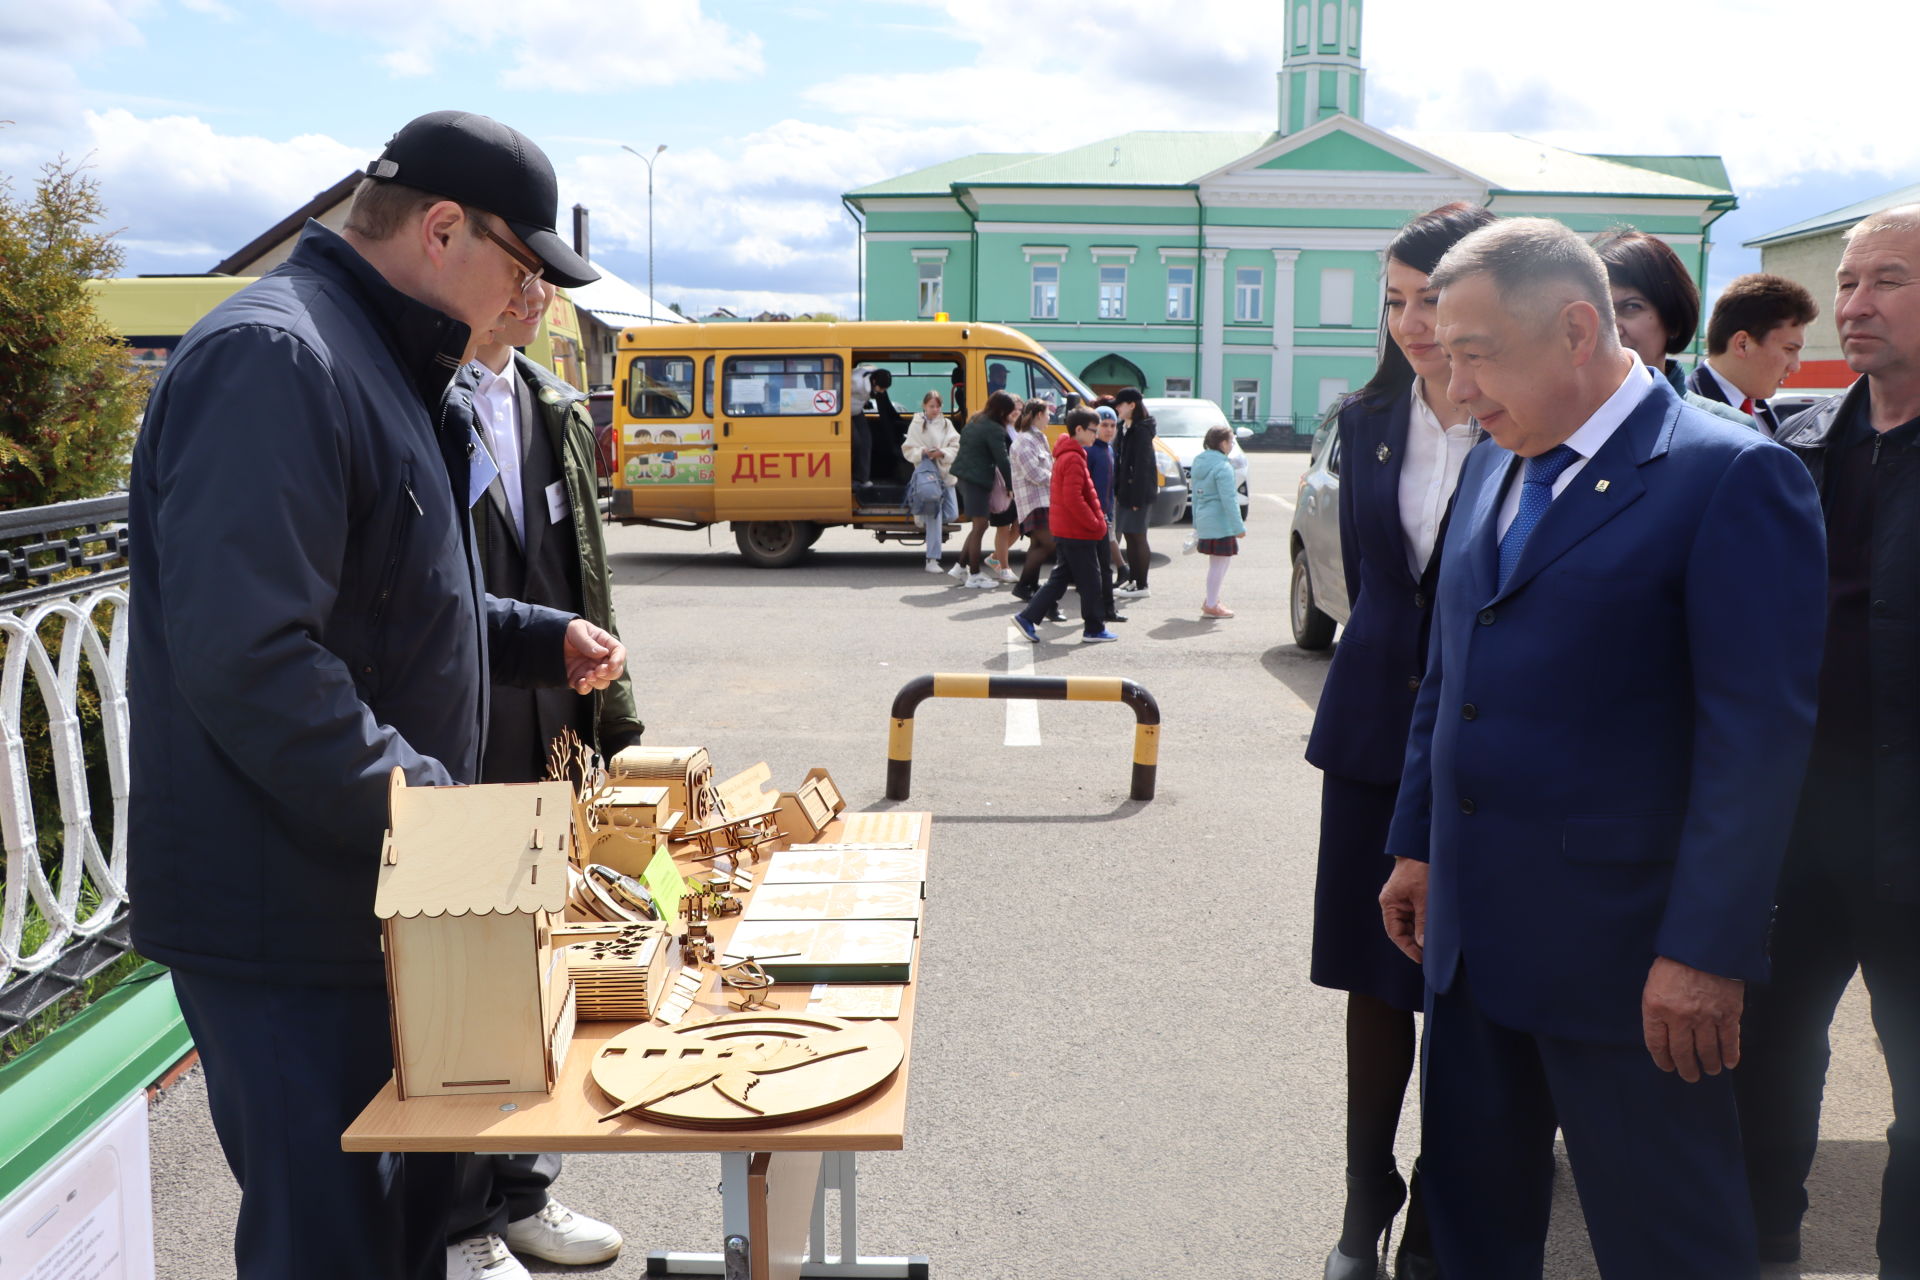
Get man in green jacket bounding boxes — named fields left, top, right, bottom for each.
left=452, top=280, right=643, bottom=1280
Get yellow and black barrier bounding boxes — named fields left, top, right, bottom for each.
left=885, top=673, right=1161, bottom=802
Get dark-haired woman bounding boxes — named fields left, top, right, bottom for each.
left=1592, top=228, right=1754, bottom=429
left=1306, top=201, right=1498, bottom=1280
left=950, top=389, right=1019, bottom=588
left=1110, top=387, right=1158, bottom=596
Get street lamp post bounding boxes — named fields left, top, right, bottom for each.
left=620, top=143, right=667, bottom=323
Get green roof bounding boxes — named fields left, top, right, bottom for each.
left=847, top=125, right=1734, bottom=206
left=959, top=131, right=1276, bottom=187
left=1746, top=179, right=1920, bottom=247
left=846, top=153, right=1041, bottom=198
left=1397, top=132, right=1734, bottom=199
left=1594, top=154, right=1733, bottom=192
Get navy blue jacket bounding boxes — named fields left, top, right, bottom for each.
left=127, top=222, right=574, bottom=986
left=1305, top=392, right=1442, bottom=786
left=1384, top=376, right=1827, bottom=1043
left=1088, top=438, right=1116, bottom=518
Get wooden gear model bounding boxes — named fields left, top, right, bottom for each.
left=374, top=770, right=577, bottom=1099
left=591, top=1013, right=905, bottom=1129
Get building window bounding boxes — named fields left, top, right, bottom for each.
left=1165, top=377, right=1193, bottom=398
left=1346, top=3, right=1359, bottom=50
left=1232, top=379, right=1260, bottom=422
left=1098, top=265, right=1128, bottom=319
left=1319, top=268, right=1355, bottom=326
left=1321, top=1, right=1338, bottom=48
left=1295, top=2, right=1309, bottom=49
left=917, top=262, right=943, bottom=318
left=1317, top=376, right=1350, bottom=413
left=1031, top=264, right=1059, bottom=319
left=1166, top=266, right=1194, bottom=321
left=1234, top=268, right=1264, bottom=322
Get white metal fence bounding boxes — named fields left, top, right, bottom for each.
left=0, top=497, right=133, bottom=1035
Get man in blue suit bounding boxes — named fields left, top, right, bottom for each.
left=1378, top=219, right=1828, bottom=1279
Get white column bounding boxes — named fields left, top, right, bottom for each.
left=1201, top=248, right=1228, bottom=406
left=1270, top=249, right=1301, bottom=424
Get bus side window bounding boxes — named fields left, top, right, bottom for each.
left=703, top=357, right=714, bottom=417
left=722, top=355, right=844, bottom=417
left=628, top=356, right=695, bottom=419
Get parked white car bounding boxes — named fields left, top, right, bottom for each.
left=1143, top=398, right=1251, bottom=522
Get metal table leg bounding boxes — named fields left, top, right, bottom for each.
left=645, top=1152, right=929, bottom=1278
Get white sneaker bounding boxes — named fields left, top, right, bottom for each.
left=965, top=573, right=998, bottom=589
left=947, top=562, right=967, bottom=580
left=991, top=566, right=1017, bottom=583
left=448, top=1235, right=529, bottom=1280
left=505, top=1199, right=624, bottom=1266
left=924, top=559, right=946, bottom=574
left=1115, top=582, right=1150, bottom=598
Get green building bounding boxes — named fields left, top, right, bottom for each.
left=844, top=0, right=1735, bottom=432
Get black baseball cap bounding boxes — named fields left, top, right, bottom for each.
left=366, top=110, right=599, bottom=289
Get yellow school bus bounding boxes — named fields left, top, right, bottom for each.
left=609, top=320, right=1120, bottom=566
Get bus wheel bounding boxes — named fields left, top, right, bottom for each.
left=734, top=521, right=815, bottom=568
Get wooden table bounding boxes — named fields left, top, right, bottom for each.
left=343, top=812, right=932, bottom=1280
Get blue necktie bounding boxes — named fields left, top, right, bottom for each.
left=1497, top=444, right=1580, bottom=591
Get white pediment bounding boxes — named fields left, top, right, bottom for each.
left=1198, top=115, right=1489, bottom=211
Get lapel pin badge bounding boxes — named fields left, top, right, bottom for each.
left=1376, top=443, right=1391, bottom=463
left=1594, top=479, right=1611, bottom=493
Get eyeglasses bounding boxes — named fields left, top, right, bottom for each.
left=472, top=218, right=545, bottom=299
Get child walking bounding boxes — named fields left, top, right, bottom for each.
left=1189, top=424, right=1247, bottom=618
left=1012, top=409, right=1117, bottom=644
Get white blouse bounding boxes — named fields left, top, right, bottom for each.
left=1396, top=384, right=1479, bottom=578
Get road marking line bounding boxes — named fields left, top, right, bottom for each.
left=1258, top=492, right=1296, bottom=508
left=1004, top=626, right=1042, bottom=747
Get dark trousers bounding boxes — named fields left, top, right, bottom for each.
left=1422, top=970, right=1757, bottom=1280
left=170, top=969, right=457, bottom=1280
left=448, top=1153, right=561, bottom=1241
left=1736, top=783, right=1920, bottom=1274
left=1018, top=535, right=1103, bottom=634
left=1096, top=536, right=1117, bottom=616
left=850, top=415, right=872, bottom=487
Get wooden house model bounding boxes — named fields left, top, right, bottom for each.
left=778, top=768, right=846, bottom=844
left=375, top=770, right=578, bottom=1100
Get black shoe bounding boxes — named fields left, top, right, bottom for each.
left=1011, top=584, right=1035, bottom=601
left=1757, top=1230, right=1800, bottom=1264
left=1325, top=1170, right=1407, bottom=1280
left=1047, top=610, right=1066, bottom=623
left=1392, top=1246, right=1440, bottom=1279
left=1106, top=612, right=1128, bottom=623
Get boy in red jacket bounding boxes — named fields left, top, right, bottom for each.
left=1014, top=410, right=1117, bottom=643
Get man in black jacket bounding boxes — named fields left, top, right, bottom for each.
left=127, top=111, right=622, bottom=1280
left=1739, top=205, right=1920, bottom=1279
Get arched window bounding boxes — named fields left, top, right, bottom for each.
left=1345, top=2, right=1359, bottom=52
left=1321, top=1, right=1338, bottom=49
left=1295, top=3, right=1309, bottom=50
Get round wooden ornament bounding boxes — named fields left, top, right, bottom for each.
left=591, top=1012, right=904, bottom=1129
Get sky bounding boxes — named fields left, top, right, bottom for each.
left=2, top=0, right=1914, bottom=319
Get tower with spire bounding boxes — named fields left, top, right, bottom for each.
left=1278, top=0, right=1365, bottom=135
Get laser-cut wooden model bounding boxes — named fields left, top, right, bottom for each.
left=375, top=769, right=577, bottom=1100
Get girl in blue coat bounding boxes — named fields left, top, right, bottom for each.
left=1188, top=427, right=1246, bottom=617
left=1304, top=202, right=1496, bottom=1280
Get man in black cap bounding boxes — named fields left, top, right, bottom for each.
left=127, top=110, right=621, bottom=1280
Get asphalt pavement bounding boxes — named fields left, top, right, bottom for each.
left=148, top=453, right=1894, bottom=1279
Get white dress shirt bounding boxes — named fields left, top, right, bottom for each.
left=471, top=357, right=525, bottom=541
left=1397, top=383, right=1481, bottom=577
left=1496, top=360, right=1653, bottom=538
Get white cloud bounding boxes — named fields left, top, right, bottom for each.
left=289, top=0, right=762, bottom=87
left=0, top=0, right=153, bottom=145
left=77, top=109, right=366, bottom=263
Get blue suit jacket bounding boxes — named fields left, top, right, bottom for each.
left=1383, top=376, right=1827, bottom=1043
left=1306, top=391, right=1445, bottom=786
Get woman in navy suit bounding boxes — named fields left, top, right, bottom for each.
left=1306, top=202, right=1496, bottom=1280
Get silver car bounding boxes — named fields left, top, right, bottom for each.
left=1288, top=421, right=1346, bottom=649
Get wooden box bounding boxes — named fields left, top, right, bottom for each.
left=375, top=770, right=578, bottom=1100
left=584, top=784, right=677, bottom=877
left=608, top=746, right=716, bottom=831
